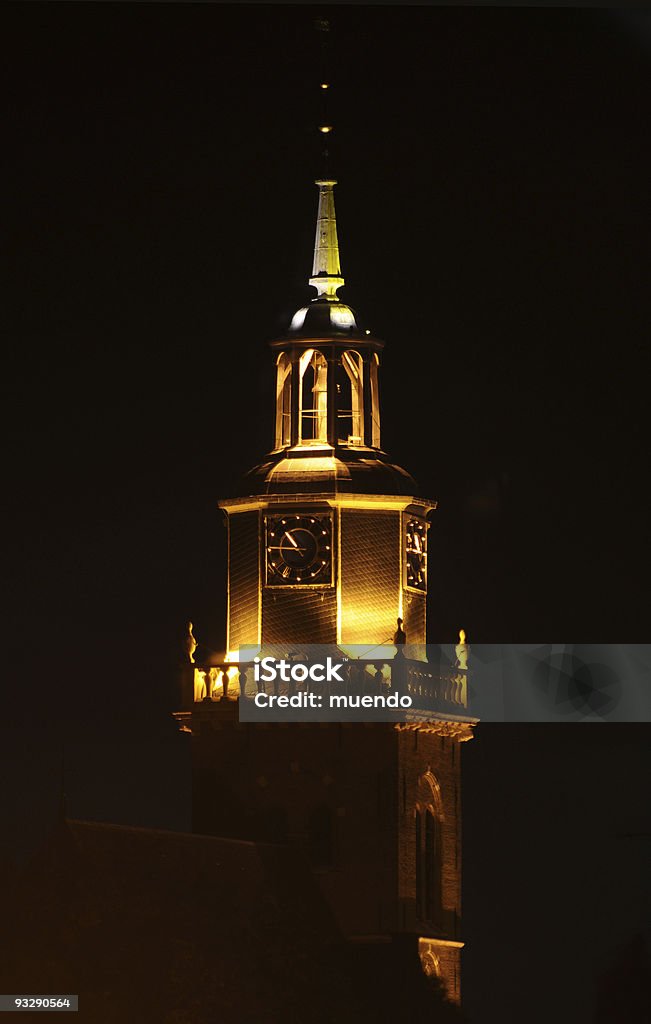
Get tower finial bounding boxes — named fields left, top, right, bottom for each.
left=309, top=179, right=344, bottom=299
left=309, top=18, right=342, bottom=299
left=315, top=17, right=333, bottom=179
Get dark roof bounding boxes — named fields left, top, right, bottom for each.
left=236, top=453, right=419, bottom=498
left=1, top=818, right=465, bottom=1024
left=2, top=818, right=354, bottom=1024
left=287, top=298, right=362, bottom=337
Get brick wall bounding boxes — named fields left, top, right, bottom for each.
left=191, top=710, right=465, bottom=1000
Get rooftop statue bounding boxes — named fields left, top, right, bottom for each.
left=394, top=617, right=407, bottom=647
left=185, top=621, right=198, bottom=665
left=455, top=628, right=470, bottom=671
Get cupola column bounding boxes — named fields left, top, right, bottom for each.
left=327, top=348, right=337, bottom=446
left=290, top=350, right=300, bottom=447
left=362, top=355, right=373, bottom=448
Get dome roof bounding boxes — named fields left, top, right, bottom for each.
left=288, top=299, right=360, bottom=336
left=235, top=452, right=418, bottom=498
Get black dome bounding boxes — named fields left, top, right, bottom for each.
left=287, top=299, right=362, bottom=337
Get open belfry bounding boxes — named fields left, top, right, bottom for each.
left=175, top=171, right=477, bottom=1005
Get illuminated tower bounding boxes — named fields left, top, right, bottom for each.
left=177, top=178, right=475, bottom=1006
left=221, top=179, right=434, bottom=655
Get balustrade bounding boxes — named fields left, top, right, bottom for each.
left=182, top=659, right=468, bottom=712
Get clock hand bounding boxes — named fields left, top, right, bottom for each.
left=284, top=531, right=299, bottom=548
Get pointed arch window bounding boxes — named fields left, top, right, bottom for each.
left=370, top=353, right=381, bottom=448
left=415, top=771, right=444, bottom=922
left=336, top=350, right=363, bottom=445
left=299, top=349, right=328, bottom=444
left=275, top=353, right=292, bottom=449
left=424, top=809, right=440, bottom=921
left=415, top=808, right=423, bottom=913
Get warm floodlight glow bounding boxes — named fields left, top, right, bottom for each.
left=338, top=349, right=363, bottom=443
left=290, top=306, right=308, bottom=330
left=329, top=304, right=356, bottom=329
left=320, top=82, right=329, bottom=89
left=193, top=668, right=205, bottom=702
left=455, top=630, right=469, bottom=673
left=319, top=125, right=333, bottom=134
left=299, top=349, right=328, bottom=443
left=370, top=353, right=381, bottom=448
left=309, top=180, right=344, bottom=299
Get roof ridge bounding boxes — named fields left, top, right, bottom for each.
left=66, top=818, right=281, bottom=849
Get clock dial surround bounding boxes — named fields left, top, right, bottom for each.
left=265, top=513, right=333, bottom=586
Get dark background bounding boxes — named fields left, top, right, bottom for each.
left=3, top=4, right=650, bottom=1022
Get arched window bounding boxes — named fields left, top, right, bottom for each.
left=275, top=353, right=292, bottom=449
left=425, top=809, right=440, bottom=921
left=336, top=350, right=363, bottom=445
left=299, top=349, right=328, bottom=444
left=415, top=771, right=444, bottom=922
left=370, top=353, right=381, bottom=448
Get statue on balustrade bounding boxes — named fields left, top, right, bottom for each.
left=393, top=617, right=407, bottom=659
left=454, top=629, right=469, bottom=671
left=185, top=621, right=198, bottom=664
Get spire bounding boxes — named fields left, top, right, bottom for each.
left=309, top=179, right=344, bottom=299
left=309, top=19, right=342, bottom=301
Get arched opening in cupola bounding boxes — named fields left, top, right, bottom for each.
left=336, top=349, right=363, bottom=445
left=299, top=349, right=328, bottom=444
left=275, top=353, right=292, bottom=449
left=370, top=352, right=381, bottom=449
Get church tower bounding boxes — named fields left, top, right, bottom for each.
left=176, top=177, right=475, bottom=1006
left=221, top=178, right=433, bottom=656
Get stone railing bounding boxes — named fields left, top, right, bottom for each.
left=179, top=657, right=468, bottom=714
left=402, top=661, right=467, bottom=707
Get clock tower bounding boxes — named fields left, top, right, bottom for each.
left=177, top=178, right=475, bottom=1007
left=221, top=179, right=433, bottom=657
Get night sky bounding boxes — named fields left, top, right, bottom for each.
left=3, top=4, right=650, bottom=1022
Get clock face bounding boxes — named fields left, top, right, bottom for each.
left=265, top=514, right=333, bottom=585
left=406, top=519, right=427, bottom=591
